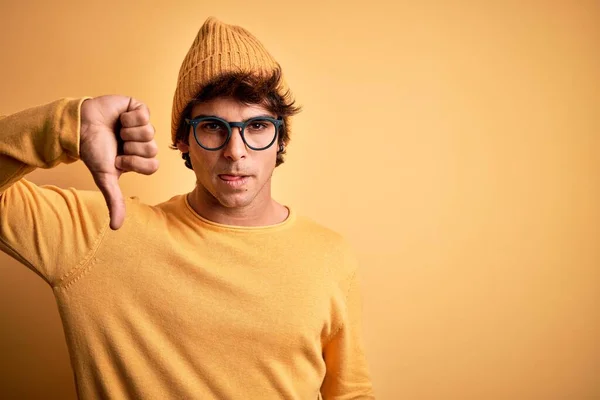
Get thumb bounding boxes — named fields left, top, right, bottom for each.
left=94, top=172, right=126, bottom=230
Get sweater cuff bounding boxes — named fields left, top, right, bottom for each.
left=58, top=97, right=92, bottom=161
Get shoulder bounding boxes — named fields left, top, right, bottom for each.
left=120, top=193, right=185, bottom=227
left=293, top=213, right=360, bottom=279
left=293, top=214, right=345, bottom=244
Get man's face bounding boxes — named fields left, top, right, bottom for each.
left=177, top=96, right=279, bottom=209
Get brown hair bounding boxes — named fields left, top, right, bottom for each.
left=170, top=68, right=301, bottom=168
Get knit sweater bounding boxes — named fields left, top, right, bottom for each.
left=0, top=98, right=375, bottom=399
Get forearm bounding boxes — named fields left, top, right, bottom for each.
left=0, top=97, right=87, bottom=193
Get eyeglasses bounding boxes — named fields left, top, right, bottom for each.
left=185, top=115, right=284, bottom=151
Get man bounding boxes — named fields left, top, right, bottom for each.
left=0, top=17, right=375, bottom=399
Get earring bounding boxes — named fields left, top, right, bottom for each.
left=182, top=152, right=193, bottom=170
left=278, top=144, right=285, bottom=153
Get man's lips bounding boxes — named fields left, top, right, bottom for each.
left=218, top=174, right=248, bottom=181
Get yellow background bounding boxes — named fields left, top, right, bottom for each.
left=1, top=1, right=599, bottom=398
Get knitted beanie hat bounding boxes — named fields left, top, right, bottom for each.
left=171, top=17, right=289, bottom=145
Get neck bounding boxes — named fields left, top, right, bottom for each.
left=186, top=185, right=289, bottom=227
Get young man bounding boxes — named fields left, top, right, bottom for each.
left=0, top=17, right=375, bottom=399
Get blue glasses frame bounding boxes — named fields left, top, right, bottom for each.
left=185, top=115, right=284, bottom=151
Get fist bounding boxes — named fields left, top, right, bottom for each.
left=80, top=96, right=159, bottom=230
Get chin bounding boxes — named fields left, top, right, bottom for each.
left=215, top=192, right=255, bottom=208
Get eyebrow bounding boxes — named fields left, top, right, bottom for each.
left=190, top=113, right=277, bottom=121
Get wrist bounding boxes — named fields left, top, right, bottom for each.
left=79, top=97, right=93, bottom=145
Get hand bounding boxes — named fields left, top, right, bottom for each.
left=80, top=95, right=159, bottom=230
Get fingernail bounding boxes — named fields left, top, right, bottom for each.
left=115, top=158, right=122, bottom=169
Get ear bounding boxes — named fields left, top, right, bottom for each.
left=176, top=141, right=190, bottom=153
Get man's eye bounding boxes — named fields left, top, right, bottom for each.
left=201, top=123, right=223, bottom=131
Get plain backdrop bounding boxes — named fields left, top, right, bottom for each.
left=1, top=1, right=599, bottom=398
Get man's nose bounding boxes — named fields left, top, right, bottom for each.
left=223, top=126, right=247, bottom=160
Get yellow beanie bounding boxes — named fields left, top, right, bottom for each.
left=171, top=17, right=288, bottom=145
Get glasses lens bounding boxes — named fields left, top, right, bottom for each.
left=194, top=118, right=229, bottom=149
left=244, top=119, right=277, bottom=149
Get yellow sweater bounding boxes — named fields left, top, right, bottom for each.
left=0, top=98, right=375, bottom=399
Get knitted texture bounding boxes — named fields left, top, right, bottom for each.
left=0, top=98, right=375, bottom=399
left=171, top=17, right=288, bottom=144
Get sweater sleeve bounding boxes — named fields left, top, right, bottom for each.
left=321, top=266, right=376, bottom=399
left=0, top=98, right=110, bottom=286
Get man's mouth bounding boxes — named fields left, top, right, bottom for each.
left=218, top=174, right=251, bottom=188
left=218, top=174, right=247, bottom=181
